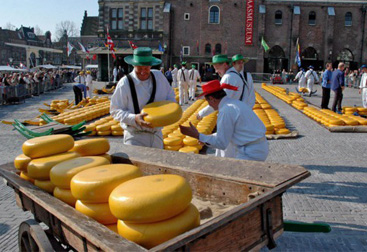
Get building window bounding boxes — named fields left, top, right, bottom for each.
left=209, top=6, right=220, bottom=24
left=205, top=43, right=212, bottom=54
left=140, top=7, right=153, bottom=30
left=110, top=8, right=123, bottom=30
left=184, top=13, right=190, bottom=20
left=345, top=12, right=352, bottom=26
left=308, top=11, right=316, bottom=25
left=275, top=10, right=282, bottom=25
left=215, top=43, right=221, bottom=54
left=183, top=46, right=190, bottom=56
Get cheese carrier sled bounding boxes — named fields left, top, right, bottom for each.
left=0, top=144, right=310, bottom=251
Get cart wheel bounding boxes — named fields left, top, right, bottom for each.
left=18, top=219, right=54, bottom=252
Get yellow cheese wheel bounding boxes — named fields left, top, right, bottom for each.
left=50, top=156, right=110, bottom=189
left=105, top=224, right=118, bottom=233
left=14, top=154, right=31, bottom=171
left=179, top=146, right=199, bottom=154
left=118, top=204, right=200, bottom=249
left=183, top=137, right=198, bottom=146
left=141, top=101, right=183, bottom=128
left=97, top=131, right=111, bottom=136
left=20, top=171, right=35, bottom=184
left=70, top=138, right=110, bottom=156
left=75, top=200, right=117, bottom=225
left=191, top=144, right=203, bottom=151
left=71, top=164, right=142, bottom=203
left=111, top=125, right=123, bottom=131
left=275, top=128, right=291, bottom=135
left=53, top=187, right=77, bottom=207
left=111, top=131, right=124, bottom=136
left=34, top=180, right=55, bottom=193
left=98, top=153, right=112, bottom=162
left=164, top=145, right=182, bottom=151
left=163, top=137, right=182, bottom=146
left=109, top=174, right=192, bottom=223
left=96, top=124, right=112, bottom=131
left=22, top=134, right=74, bottom=159
left=27, top=152, right=80, bottom=180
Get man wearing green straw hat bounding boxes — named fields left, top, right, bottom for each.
left=231, top=54, right=255, bottom=107
left=188, top=64, right=201, bottom=100
left=177, top=61, right=189, bottom=105
left=110, top=47, right=176, bottom=149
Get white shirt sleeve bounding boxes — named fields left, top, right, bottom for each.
left=198, top=105, right=214, bottom=118
left=199, top=106, right=235, bottom=150
left=246, top=73, right=256, bottom=108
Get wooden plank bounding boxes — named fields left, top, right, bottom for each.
left=328, top=125, right=367, bottom=132
left=0, top=163, right=146, bottom=252
left=113, top=144, right=310, bottom=188
left=266, top=130, right=299, bottom=140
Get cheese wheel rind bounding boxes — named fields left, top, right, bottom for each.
left=75, top=200, right=117, bottom=225
left=71, top=164, right=142, bottom=203
left=22, top=134, right=74, bottom=158
left=70, top=138, right=110, bottom=156
left=34, top=180, right=55, bottom=193
left=142, top=101, right=183, bottom=128
left=53, top=187, right=77, bottom=207
left=109, top=174, right=192, bottom=223
left=14, top=154, right=31, bottom=171
left=117, top=204, right=200, bottom=249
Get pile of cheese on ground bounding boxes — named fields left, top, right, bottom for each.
left=83, top=115, right=124, bottom=136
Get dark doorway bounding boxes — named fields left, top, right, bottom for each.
left=264, top=45, right=288, bottom=73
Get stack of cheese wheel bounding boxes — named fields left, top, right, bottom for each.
left=109, top=174, right=200, bottom=249
left=356, top=107, right=367, bottom=116
left=50, top=156, right=110, bottom=207
left=70, top=164, right=142, bottom=231
left=174, top=88, right=179, bottom=103
left=141, top=100, right=182, bottom=128
left=19, top=135, right=80, bottom=193
left=162, top=99, right=217, bottom=153
left=343, top=106, right=358, bottom=115
left=14, top=154, right=33, bottom=183
left=84, top=116, right=124, bottom=136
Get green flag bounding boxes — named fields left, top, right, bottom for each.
left=261, top=37, right=270, bottom=52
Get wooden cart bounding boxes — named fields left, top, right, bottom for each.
left=0, top=144, right=310, bottom=251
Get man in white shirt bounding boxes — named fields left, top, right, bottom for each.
left=74, top=71, right=85, bottom=84
left=359, top=65, right=367, bottom=108
left=110, top=47, right=176, bottom=148
left=171, top=64, right=178, bottom=88
left=294, top=68, right=307, bottom=92
left=85, top=70, right=93, bottom=98
left=177, top=62, right=189, bottom=105
left=188, top=64, right=201, bottom=101
left=231, top=54, right=255, bottom=108
left=304, top=65, right=319, bottom=96
left=180, top=80, right=268, bottom=161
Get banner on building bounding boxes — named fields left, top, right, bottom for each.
left=245, top=0, right=254, bottom=45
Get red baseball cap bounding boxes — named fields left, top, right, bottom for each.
left=198, top=80, right=238, bottom=97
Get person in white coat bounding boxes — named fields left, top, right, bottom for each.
left=85, top=70, right=93, bottom=98
left=110, top=47, right=176, bottom=149
left=113, top=67, right=118, bottom=82
left=231, top=54, right=255, bottom=108
left=180, top=80, right=268, bottom=161
left=171, top=64, right=178, bottom=88
left=188, top=64, right=201, bottom=100
left=294, top=68, right=307, bottom=91
left=305, top=65, right=319, bottom=96
left=177, top=62, right=189, bottom=105
left=74, top=71, right=85, bottom=84
left=359, top=65, right=367, bottom=108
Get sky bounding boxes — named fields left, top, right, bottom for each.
left=0, top=0, right=98, bottom=39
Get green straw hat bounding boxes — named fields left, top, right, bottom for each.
left=124, top=47, right=162, bottom=66
left=211, top=54, right=231, bottom=64
left=191, top=64, right=196, bottom=69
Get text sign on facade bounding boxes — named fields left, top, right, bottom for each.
left=245, top=0, right=254, bottom=45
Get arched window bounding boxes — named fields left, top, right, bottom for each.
left=205, top=43, right=212, bottom=55
left=337, top=49, right=354, bottom=62
left=302, top=47, right=318, bottom=60
left=308, top=11, right=316, bottom=25
left=215, top=43, right=221, bottom=54
left=275, top=10, right=282, bottom=25
left=209, top=6, right=220, bottom=24
left=268, top=45, right=285, bottom=59
left=345, top=12, right=352, bottom=26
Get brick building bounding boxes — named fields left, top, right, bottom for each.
left=83, top=0, right=367, bottom=80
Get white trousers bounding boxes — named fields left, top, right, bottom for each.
left=215, top=138, right=268, bottom=161
left=362, top=89, right=367, bottom=108
left=307, top=80, right=314, bottom=93
left=123, top=130, right=163, bottom=149
left=298, top=80, right=306, bottom=89
left=178, top=81, right=189, bottom=105
left=172, top=80, right=178, bottom=88
left=87, top=85, right=93, bottom=98
left=189, top=81, right=197, bottom=99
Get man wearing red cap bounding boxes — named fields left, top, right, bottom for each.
left=180, top=80, right=268, bottom=161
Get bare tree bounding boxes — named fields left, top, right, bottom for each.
left=34, top=25, right=44, bottom=36
left=54, top=21, right=79, bottom=41
left=4, top=22, right=16, bottom=30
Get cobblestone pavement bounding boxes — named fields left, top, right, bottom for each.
left=0, top=83, right=366, bottom=251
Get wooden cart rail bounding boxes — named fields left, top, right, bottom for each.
left=0, top=144, right=310, bottom=251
